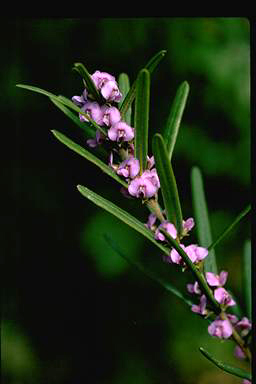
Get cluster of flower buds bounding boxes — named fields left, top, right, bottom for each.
left=72, top=70, right=161, bottom=200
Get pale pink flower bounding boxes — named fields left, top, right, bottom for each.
left=101, top=106, right=121, bottom=126
left=208, top=318, right=233, bottom=339
left=72, top=89, right=88, bottom=106
left=214, top=287, right=236, bottom=307
left=191, top=294, right=207, bottom=315
left=205, top=271, right=228, bottom=287
left=91, top=70, right=115, bottom=89
left=117, top=157, right=140, bottom=179
left=128, top=169, right=160, bottom=199
left=154, top=221, right=177, bottom=241
left=235, top=317, right=251, bottom=337
left=187, top=281, right=201, bottom=295
left=169, top=244, right=208, bottom=266
left=182, top=217, right=195, bottom=234
left=145, top=213, right=157, bottom=230
left=79, top=101, right=103, bottom=125
left=90, top=70, right=122, bottom=102
left=108, top=121, right=134, bottom=142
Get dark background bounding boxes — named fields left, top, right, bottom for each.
left=3, top=18, right=251, bottom=384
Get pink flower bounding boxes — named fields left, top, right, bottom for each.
left=108, top=121, right=134, bottom=142
left=214, top=287, right=236, bottom=307
left=208, top=318, right=233, bottom=339
left=182, top=217, right=195, bottom=234
left=187, top=281, right=201, bottom=295
left=86, top=130, right=104, bottom=148
left=90, top=70, right=122, bottom=102
left=101, top=106, right=121, bottom=126
left=128, top=169, right=160, bottom=199
left=205, top=271, right=228, bottom=287
left=154, top=221, right=177, bottom=241
left=191, top=294, right=207, bottom=315
left=226, top=314, right=238, bottom=324
left=234, top=345, right=246, bottom=359
left=117, top=157, right=140, bottom=179
left=101, top=80, right=122, bottom=102
left=79, top=101, right=103, bottom=125
left=242, top=380, right=251, bottom=384
left=169, top=244, right=208, bottom=266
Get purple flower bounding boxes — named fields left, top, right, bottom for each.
left=101, top=106, right=121, bottom=126
left=234, top=345, right=246, bottom=359
left=145, top=212, right=157, bottom=230
left=187, top=281, right=201, bottom=295
left=86, top=130, right=104, bottom=148
left=205, top=271, right=228, bottom=287
left=214, top=287, right=236, bottom=307
left=191, top=294, right=207, bottom=315
left=182, top=217, right=195, bottom=233
left=72, top=89, right=88, bottom=106
left=108, top=121, right=134, bottom=142
left=128, top=169, right=160, bottom=199
left=242, top=380, right=251, bottom=384
left=90, top=70, right=122, bottom=102
left=117, top=157, right=140, bottom=179
left=226, top=313, right=238, bottom=324
left=169, top=244, right=208, bottom=266
left=208, top=318, right=233, bottom=339
left=79, top=101, right=103, bottom=125
left=154, top=221, right=177, bottom=241
left=91, top=70, right=115, bottom=89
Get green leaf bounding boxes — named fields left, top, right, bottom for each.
left=191, top=167, right=217, bottom=274
left=118, top=73, right=131, bottom=125
left=134, top=69, right=150, bottom=173
left=152, top=133, right=183, bottom=236
left=199, top=347, right=251, bottom=381
left=104, top=234, right=194, bottom=307
left=16, top=84, right=107, bottom=136
left=208, top=205, right=251, bottom=251
left=77, top=184, right=170, bottom=258
left=73, top=62, right=102, bottom=102
left=51, top=130, right=128, bottom=188
left=243, top=240, right=251, bottom=320
left=119, top=50, right=167, bottom=119
left=50, top=97, right=95, bottom=137
left=163, top=81, right=189, bottom=160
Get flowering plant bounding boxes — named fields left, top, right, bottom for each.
left=17, top=50, right=252, bottom=382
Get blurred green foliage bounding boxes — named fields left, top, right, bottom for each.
left=4, top=18, right=250, bottom=384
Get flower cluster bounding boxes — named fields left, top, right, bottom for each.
left=72, top=70, right=160, bottom=200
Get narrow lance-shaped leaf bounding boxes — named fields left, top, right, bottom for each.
left=104, top=234, right=194, bottom=307
left=50, top=98, right=95, bottom=138
left=73, top=62, right=102, bottom=103
left=152, top=133, right=183, bottom=236
left=243, top=240, right=251, bottom=320
left=77, top=184, right=170, bottom=258
left=208, top=204, right=251, bottom=251
left=120, top=50, right=167, bottom=119
left=134, top=68, right=150, bottom=173
left=199, top=347, right=251, bottom=381
left=51, top=130, right=128, bottom=188
left=16, top=84, right=107, bottom=136
left=191, top=166, right=217, bottom=274
left=163, top=81, right=189, bottom=160
left=118, top=73, right=131, bottom=125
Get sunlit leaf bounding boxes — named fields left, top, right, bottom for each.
left=199, top=347, right=251, bottom=381
left=191, top=166, right=217, bottom=274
